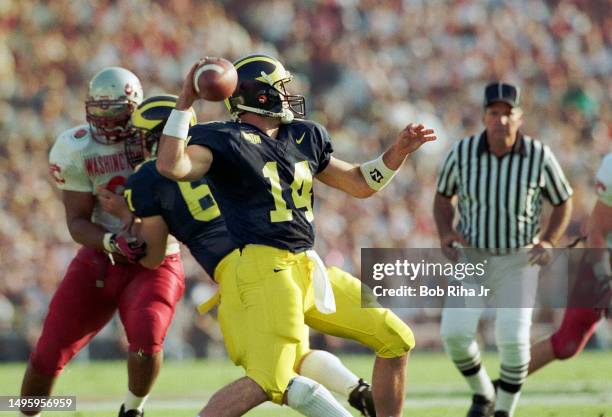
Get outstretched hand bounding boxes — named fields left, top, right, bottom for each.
left=394, top=123, right=437, bottom=155
left=382, top=123, right=436, bottom=170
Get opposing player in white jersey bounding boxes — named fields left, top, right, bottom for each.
left=19, top=67, right=185, bottom=417
left=528, top=153, right=611, bottom=373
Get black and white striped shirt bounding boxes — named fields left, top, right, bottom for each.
left=436, top=132, right=573, bottom=249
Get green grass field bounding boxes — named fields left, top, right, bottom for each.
left=1, top=351, right=610, bottom=416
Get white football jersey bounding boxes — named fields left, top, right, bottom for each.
left=594, top=152, right=612, bottom=249
left=49, top=124, right=135, bottom=234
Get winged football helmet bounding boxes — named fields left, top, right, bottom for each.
left=224, top=54, right=305, bottom=124
left=126, top=94, right=197, bottom=167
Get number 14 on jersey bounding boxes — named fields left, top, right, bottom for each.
left=262, top=161, right=313, bottom=223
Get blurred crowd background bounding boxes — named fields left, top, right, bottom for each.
left=0, top=0, right=610, bottom=361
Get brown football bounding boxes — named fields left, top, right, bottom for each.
left=193, top=57, right=238, bottom=101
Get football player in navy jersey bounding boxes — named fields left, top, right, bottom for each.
left=156, top=54, right=436, bottom=417
left=101, top=95, right=378, bottom=417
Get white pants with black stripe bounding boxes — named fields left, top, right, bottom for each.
left=440, top=251, right=539, bottom=392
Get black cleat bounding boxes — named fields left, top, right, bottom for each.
left=118, top=404, right=144, bottom=417
left=466, top=394, right=495, bottom=417
left=348, top=379, right=376, bottom=417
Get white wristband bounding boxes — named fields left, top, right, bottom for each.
left=162, top=109, right=192, bottom=140
left=103, top=232, right=114, bottom=252
left=360, top=154, right=398, bottom=191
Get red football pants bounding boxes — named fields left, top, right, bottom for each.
left=551, top=255, right=607, bottom=359
left=30, top=247, right=184, bottom=376
left=550, top=307, right=602, bottom=359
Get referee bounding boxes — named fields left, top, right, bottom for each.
left=433, top=82, right=573, bottom=417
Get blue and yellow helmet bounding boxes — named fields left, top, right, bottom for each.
left=126, top=94, right=197, bottom=167
left=224, top=54, right=305, bottom=124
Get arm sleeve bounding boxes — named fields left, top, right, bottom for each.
left=436, top=145, right=459, bottom=197
left=48, top=138, right=92, bottom=192
left=187, top=124, right=232, bottom=176
left=124, top=166, right=162, bottom=218
left=595, top=153, right=612, bottom=206
left=315, top=124, right=334, bottom=174
left=541, top=146, right=573, bottom=206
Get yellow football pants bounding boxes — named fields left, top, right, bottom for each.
left=215, top=245, right=415, bottom=403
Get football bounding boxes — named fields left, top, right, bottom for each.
left=193, top=57, right=238, bottom=101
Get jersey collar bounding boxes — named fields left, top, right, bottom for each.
left=477, top=130, right=526, bottom=157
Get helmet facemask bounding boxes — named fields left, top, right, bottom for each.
left=86, top=98, right=138, bottom=143
left=125, top=127, right=160, bottom=168
left=274, top=75, right=306, bottom=123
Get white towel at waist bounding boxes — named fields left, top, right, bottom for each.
left=306, top=249, right=336, bottom=314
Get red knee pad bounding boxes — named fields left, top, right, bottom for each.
left=121, top=256, right=185, bottom=355
left=551, top=307, right=602, bottom=360
left=125, top=306, right=169, bottom=355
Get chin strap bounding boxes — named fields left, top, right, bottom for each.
left=235, top=105, right=295, bottom=124
left=280, top=109, right=294, bottom=124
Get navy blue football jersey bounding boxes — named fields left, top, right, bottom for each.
left=124, top=160, right=236, bottom=277
left=188, top=119, right=333, bottom=252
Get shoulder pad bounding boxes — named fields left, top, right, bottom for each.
left=73, top=128, right=88, bottom=139
left=292, top=118, right=320, bottom=129
left=189, top=121, right=237, bottom=142
left=61, top=124, right=92, bottom=142
left=129, top=160, right=160, bottom=182
left=51, top=125, right=91, bottom=157
left=193, top=121, right=237, bottom=133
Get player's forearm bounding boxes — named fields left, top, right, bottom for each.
left=345, top=166, right=377, bottom=198
left=318, top=168, right=374, bottom=198
left=135, top=217, right=169, bottom=269
left=139, top=252, right=165, bottom=269
left=433, top=193, right=456, bottom=238
left=67, top=217, right=108, bottom=250
left=316, top=158, right=375, bottom=198
left=156, top=135, right=193, bottom=181
left=338, top=154, right=404, bottom=198
left=540, top=198, right=573, bottom=246
left=156, top=106, right=198, bottom=181
left=382, top=142, right=409, bottom=170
